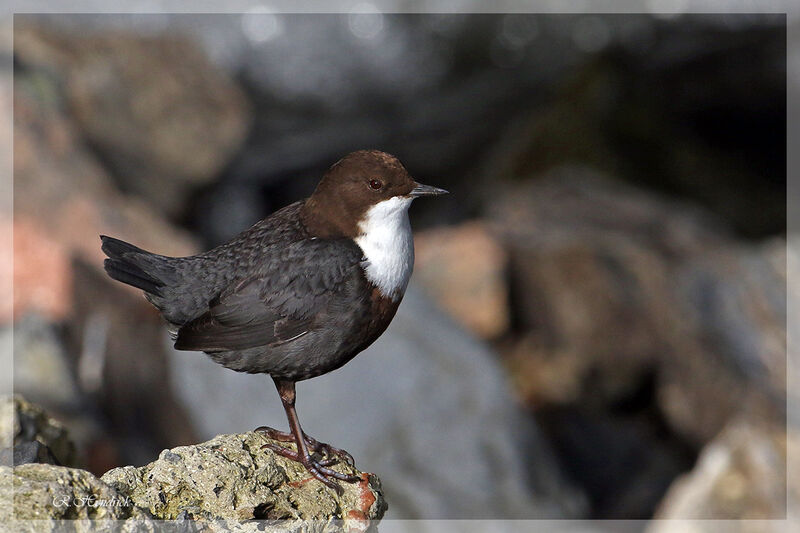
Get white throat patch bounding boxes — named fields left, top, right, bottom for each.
left=354, top=196, right=414, bottom=300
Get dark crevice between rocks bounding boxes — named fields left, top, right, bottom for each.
left=252, top=501, right=274, bottom=520
left=532, top=369, right=700, bottom=519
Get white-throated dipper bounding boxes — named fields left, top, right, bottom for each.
left=100, top=150, right=447, bottom=492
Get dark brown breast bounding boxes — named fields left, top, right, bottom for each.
left=363, top=285, right=402, bottom=348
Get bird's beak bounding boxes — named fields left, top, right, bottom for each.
left=409, top=182, right=449, bottom=198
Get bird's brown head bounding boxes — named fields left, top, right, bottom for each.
left=302, top=150, right=447, bottom=238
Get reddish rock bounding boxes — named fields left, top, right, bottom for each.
left=11, top=217, right=72, bottom=323
left=414, top=221, right=509, bottom=339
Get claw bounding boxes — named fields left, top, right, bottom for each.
left=255, top=426, right=356, bottom=467
left=313, top=440, right=356, bottom=467
left=260, top=441, right=359, bottom=493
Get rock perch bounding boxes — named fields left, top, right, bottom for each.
left=101, top=432, right=387, bottom=526
left=2, top=397, right=386, bottom=532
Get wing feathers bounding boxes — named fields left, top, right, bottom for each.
left=174, top=238, right=362, bottom=353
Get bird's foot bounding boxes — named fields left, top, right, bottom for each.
left=254, top=426, right=355, bottom=466
left=255, top=426, right=360, bottom=495
left=259, top=441, right=360, bottom=495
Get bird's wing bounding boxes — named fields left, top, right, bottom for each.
left=174, top=238, right=364, bottom=352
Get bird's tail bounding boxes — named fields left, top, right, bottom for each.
left=100, top=235, right=174, bottom=297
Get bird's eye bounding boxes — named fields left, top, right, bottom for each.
left=369, top=179, right=383, bottom=190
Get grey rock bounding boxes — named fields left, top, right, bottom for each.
left=9, top=316, right=82, bottom=415
left=166, top=286, right=586, bottom=519
left=0, top=395, right=76, bottom=468
left=662, top=237, right=787, bottom=443
left=101, top=431, right=386, bottom=530
left=0, top=441, right=60, bottom=467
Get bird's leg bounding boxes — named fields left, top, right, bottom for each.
left=260, top=378, right=360, bottom=494
left=255, top=426, right=338, bottom=466
left=254, top=426, right=355, bottom=467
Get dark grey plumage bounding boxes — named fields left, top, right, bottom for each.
left=102, top=201, right=377, bottom=381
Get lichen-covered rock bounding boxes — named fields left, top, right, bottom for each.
left=2, top=431, right=385, bottom=532
left=0, top=395, right=76, bottom=467
left=101, top=432, right=386, bottom=530
left=2, top=463, right=155, bottom=526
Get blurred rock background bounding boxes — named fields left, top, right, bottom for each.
left=4, top=10, right=793, bottom=527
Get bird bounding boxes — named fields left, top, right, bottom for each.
left=100, top=150, right=448, bottom=492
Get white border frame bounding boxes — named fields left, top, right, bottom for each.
left=1, top=2, right=794, bottom=531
